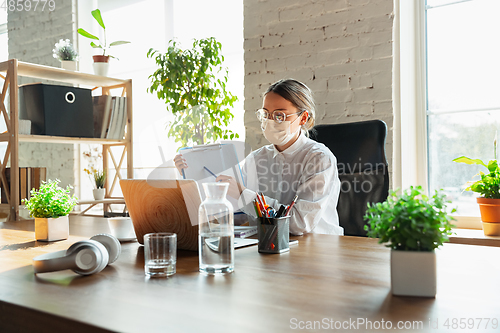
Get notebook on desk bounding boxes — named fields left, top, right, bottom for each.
left=120, top=179, right=258, bottom=251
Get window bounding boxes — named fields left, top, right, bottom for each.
left=78, top=0, right=244, bottom=199
left=99, top=0, right=243, bottom=176
left=425, top=0, right=500, bottom=216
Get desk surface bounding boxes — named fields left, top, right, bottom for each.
left=1, top=217, right=500, bottom=333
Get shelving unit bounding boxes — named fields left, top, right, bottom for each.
left=0, top=59, right=133, bottom=221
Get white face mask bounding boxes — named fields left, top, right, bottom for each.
left=262, top=117, right=301, bottom=146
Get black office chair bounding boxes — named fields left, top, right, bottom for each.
left=310, top=120, right=389, bottom=236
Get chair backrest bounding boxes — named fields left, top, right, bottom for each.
left=310, top=120, right=389, bottom=236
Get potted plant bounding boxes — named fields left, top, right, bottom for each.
left=22, top=179, right=78, bottom=242
left=147, top=37, right=239, bottom=149
left=52, top=38, right=78, bottom=71
left=83, top=146, right=106, bottom=200
left=88, top=169, right=106, bottom=200
left=364, top=186, right=455, bottom=297
left=453, top=154, right=500, bottom=235
left=77, top=9, right=130, bottom=76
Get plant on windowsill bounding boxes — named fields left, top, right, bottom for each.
left=453, top=137, right=500, bottom=235
left=147, top=37, right=239, bottom=149
left=77, top=8, right=130, bottom=76
left=364, top=186, right=455, bottom=297
left=22, top=179, right=78, bottom=242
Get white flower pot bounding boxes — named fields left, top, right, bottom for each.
left=391, top=249, right=436, bottom=297
left=35, top=216, right=69, bottom=242
left=93, top=62, right=109, bottom=76
left=93, top=188, right=105, bottom=201
left=61, top=60, right=77, bottom=71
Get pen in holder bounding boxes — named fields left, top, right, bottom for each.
left=258, top=215, right=290, bottom=254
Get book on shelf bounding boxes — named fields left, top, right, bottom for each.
left=0, top=167, right=47, bottom=204
left=105, top=96, right=127, bottom=140
left=106, top=97, right=119, bottom=139
left=118, top=98, right=127, bottom=139
left=92, top=95, right=112, bottom=138
left=92, top=95, right=127, bottom=140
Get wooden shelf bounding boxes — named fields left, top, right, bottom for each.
left=0, top=59, right=134, bottom=221
left=0, top=133, right=127, bottom=145
left=0, top=60, right=128, bottom=87
left=449, top=228, right=500, bottom=247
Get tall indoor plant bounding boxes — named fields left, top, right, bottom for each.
left=22, top=179, right=78, bottom=242
left=77, top=9, right=130, bottom=76
left=453, top=151, right=500, bottom=235
left=147, top=37, right=239, bottom=149
left=364, top=186, right=455, bottom=297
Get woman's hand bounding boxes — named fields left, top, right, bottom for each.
left=215, top=175, right=246, bottom=199
left=174, top=154, right=188, bottom=176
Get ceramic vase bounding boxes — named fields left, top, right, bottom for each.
left=391, top=249, right=436, bottom=297
left=35, top=215, right=69, bottom=242
left=61, top=60, right=77, bottom=71
left=92, top=55, right=109, bottom=76
left=93, top=188, right=105, bottom=201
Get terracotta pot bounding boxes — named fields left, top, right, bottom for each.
left=92, top=55, right=110, bottom=63
left=477, top=197, right=500, bottom=222
left=477, top=198, right=500, bottom=236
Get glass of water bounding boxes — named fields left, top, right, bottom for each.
left=144, top=233, right=176, bottom=277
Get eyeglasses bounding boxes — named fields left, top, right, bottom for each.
left=255, top=109, right=304, bottom=124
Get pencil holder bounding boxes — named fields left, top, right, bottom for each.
left=258, top=216, right=290, bottom=254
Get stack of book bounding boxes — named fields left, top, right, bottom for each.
left=92, top=95, right=128, bottom=140
left=0, top=167, right=47, bottom=204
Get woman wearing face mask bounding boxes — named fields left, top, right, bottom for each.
left=175, top=79, right=343, bottom=235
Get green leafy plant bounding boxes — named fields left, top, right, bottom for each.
left=364, top=186, right=455, bottom=251
left=77, top=9, right=130, bottom=58
left=52, top=39, right=78, bottom=61
left=453, top=157, right=500, bottom=199
left=147, top=37, right=239, bottom=149
left=22, top=179, right=78, bottom=218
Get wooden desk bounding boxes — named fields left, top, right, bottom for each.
left=1, top=217, right=500, bottom=333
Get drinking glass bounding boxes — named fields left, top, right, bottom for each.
left=144, top=233, right=176, bottom=277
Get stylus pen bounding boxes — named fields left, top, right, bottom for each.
left=203, top=166, right=217, bottom=179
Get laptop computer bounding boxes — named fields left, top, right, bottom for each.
left=120, top=179, right=258, bottom=251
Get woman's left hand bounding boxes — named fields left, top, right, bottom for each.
left=215, top=175, right=246, bottom=199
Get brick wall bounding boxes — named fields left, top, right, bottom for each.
left=243, top=0, right=394, bottom=178
left=8, top=1, right=78, bottom=189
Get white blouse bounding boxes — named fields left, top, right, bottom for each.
left=237, top=133, right=343, bottom=235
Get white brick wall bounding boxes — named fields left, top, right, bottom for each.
left=244, top=0, right=394, bottom=180
left=8, top=1, right=78, bottom=190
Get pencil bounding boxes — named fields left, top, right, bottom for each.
left=285, top=195, right=298, bottom=216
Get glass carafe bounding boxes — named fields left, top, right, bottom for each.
left=198, top=182, right=234, bottom=275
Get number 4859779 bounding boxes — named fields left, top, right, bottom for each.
left=1, top=0, right=56, bottom=12
left=443, top=318, right=498, bottom=330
